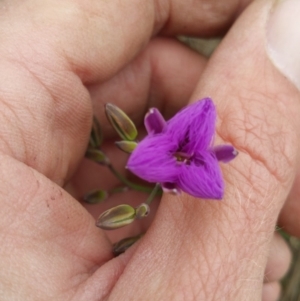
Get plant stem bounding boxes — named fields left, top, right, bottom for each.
left=107, top=163, right=157, bottom=194
left=145, top=183, right=161, bottom=205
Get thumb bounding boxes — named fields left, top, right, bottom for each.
left=266, top=0, right=300, bottom=237
left=107, top=0, right=300, bottom=300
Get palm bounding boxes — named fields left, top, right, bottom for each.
left=0, top=35, right=193, bottom=299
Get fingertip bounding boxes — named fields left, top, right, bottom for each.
left=262, top=281, right=281, bottom=301
left=264, top=232, right=292, bottom=282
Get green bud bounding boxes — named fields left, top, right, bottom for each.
left=105, top=103, right=138, bottom=141
left=115, top=141, right=138, bottom=153
left=135, top=203, right=150, bottom=219
left=85, top=149, right=110, bottom=165
left=89, top=116, right=103, bottom=149
left=96, top=204, right=136, bottom=230
left=113, top=234, right=143, bottom=256
left=83, top=190, right=108, bottom=204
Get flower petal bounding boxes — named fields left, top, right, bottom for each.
left=213, top=145, right=238, bottom=163
left=127, top=134, right=180, bottom=183
left=167, top=98, right=216, bottom=154
left=177, top=151, right=224, bottom=199
left=144, top=108, right=167, bottom=135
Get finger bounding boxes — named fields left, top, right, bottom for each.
left=156, top=0, right=253, bottom=36
left=2, top=0, right=254, bottom=84
left=0, top=154, right=114, bottom=299
left=264, top=233, right=291, bottom=283
left=105, top=0, right=300, bottom=299
left=0, top=0, right=241, bottom=184
left=88, top=37, right=206, bottom=137
left=264, top=0, right=300, bottom=238
left=262, top=282, right=281, bottom=301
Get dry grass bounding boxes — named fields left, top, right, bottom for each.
left=281, top=236, right=300, bottom=301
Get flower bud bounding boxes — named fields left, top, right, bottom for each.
left=144, top=108, right=166, bottom=134
left=96, top=204, right=136, bottom=230
left=105, top=103, right=138, bottom=141
left=85, top=149, right=110, bottom=165
left=113, top=234, right=143, bottom=256
left=135, top=203, right=150, bottom=219
left=115, top=141, right=138, bottom=153
left=89, top=116, right=103, bottom=148
left=83, top=190, right=108, bottom=204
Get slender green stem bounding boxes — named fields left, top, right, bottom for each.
left=277, top=227, right=291, bottom=242
left=145, top=183, right=161, bottom=205
left=107, top=164, right=156, bottom=193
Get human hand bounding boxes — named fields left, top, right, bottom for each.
left=0, top=0, right=298, bottom=300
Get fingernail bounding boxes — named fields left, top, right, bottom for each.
left=267, top=0, right=300, bottom=90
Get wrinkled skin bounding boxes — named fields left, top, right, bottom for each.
left=0, top=0, right=297, bottom=300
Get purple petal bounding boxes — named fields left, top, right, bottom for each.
left=144, top=108, right=167, bottom=135
left=213, top=145, right=238, bottom=163
left=176, top=151, right=224, bottom=199
left=166, top=98, right=216, bottom=154
left=127, top=134, right=179, bottom=183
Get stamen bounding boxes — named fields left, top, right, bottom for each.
left=174, top=152, right=192, bottom=165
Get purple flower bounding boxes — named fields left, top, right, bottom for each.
left=127, top=98, right=237, bottom=199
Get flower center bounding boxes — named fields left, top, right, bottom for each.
left=174, top=152, right=192, bottom=165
